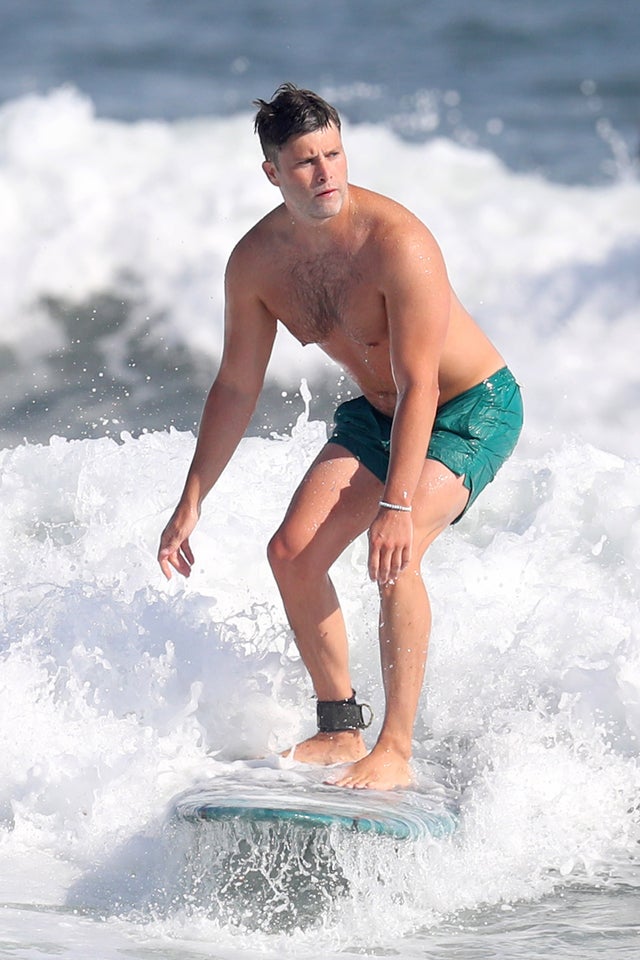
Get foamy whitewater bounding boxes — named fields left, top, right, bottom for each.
left=1, top=83, right=640, bottom=959
left=1, top=88, right=639, bottom=455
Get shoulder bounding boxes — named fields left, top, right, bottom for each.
left=225, top=205, right=286, bottom=286
left=352, top=186, right=446, bottom=277
left=353, top=186, right=441, bottom=255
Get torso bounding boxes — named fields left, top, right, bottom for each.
left=243, top=185, right=504, bottom=416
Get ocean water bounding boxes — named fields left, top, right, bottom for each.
left=1, top=2, right=639, bottom=958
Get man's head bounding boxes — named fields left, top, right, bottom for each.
left=254, top=83, right=341, bottom=166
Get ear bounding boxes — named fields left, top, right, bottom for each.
left=262, top=159, right=280, bottom=187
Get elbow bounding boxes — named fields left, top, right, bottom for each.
left=397, top=378, right=440, bottom=407
left=206, top=377, right=260, bottom=416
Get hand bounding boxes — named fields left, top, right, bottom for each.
left=157, top=503, right=200, bottom=580
left=368, top=508, right=413, bottom=584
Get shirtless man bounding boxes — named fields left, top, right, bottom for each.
left=158, top=84, right=523, bottom=791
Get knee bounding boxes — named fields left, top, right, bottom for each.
left=267, top=524, right=301, bottom=579
left=376, top=565, right=427, bottom=603
left=267, top=523, right=323, bottom=584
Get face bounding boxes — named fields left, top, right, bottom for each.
left=262, top=123, right=348, bottom=223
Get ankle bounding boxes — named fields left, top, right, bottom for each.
left=315, top=729, right=365, bottom=745
left=316, top=689, right=373, bottom=734
left=374, top=733, right=412, bottom=761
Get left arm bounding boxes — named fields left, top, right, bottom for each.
left=368, top=218, right=451, bottom=583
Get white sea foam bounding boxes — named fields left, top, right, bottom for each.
left=0, top=408, right=638, bottom=955
left=1, top=85, right=639, bottom=958
left=1, top=87, right=638, bottom=454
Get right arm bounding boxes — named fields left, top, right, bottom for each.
left=158, top=242, right=277, bottom=580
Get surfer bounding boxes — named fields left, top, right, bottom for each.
left=158, top=83, right=523, bottom=791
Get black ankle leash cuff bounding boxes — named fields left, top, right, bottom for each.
left=316, top=690, right=373, bottom=733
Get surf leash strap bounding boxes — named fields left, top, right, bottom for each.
left=316, top=690, right=373, bottom=733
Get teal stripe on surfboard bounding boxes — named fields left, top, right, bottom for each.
left=175, top=789, right=457, bottom=840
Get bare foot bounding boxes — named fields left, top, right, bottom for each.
left=329, top=743, right=413, bottom=791
left=282, top=730, right=368, bottom=766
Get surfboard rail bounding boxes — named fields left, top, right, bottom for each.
left=174, top=779, right=457, bottom=841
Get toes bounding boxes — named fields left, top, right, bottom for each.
left=330, top=770, right=373, bottom=790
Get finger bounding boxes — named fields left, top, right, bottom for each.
left=171, top=550, right=193, bottom=578
left=368, top=542, right=380, bottom=582
left=392, top=547, right=408, bottom=578
left=380, top=547, right=406, bottom=585
left=158, top=545, right=192, bottom=580
left=380, top=542, right=412, bottom=584
left=377, top=550, right=393, bottom=585
left=382, top=541, right=404, bottom=582
left=158, top=554, right=173, bottom=581
left=182, top=538, right=195, bottom=566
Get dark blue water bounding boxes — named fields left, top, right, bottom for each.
left=2, top=0, right=638, bottom=183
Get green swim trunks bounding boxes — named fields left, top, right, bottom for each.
left=327, top=366, right=523, bottom=523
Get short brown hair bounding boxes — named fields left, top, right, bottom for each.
left=253, top=83, right=341, bottom=163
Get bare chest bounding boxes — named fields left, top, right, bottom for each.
left=262, top=250, right=386, bottom=347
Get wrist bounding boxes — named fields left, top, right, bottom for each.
left=379, top=500, right=412, bottom=513
left=177, top=497, right=201, bottom=518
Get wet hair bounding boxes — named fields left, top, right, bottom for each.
left=253, top=82, right=341, bottom=164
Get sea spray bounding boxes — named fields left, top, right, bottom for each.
left=1, top=413, right=638, bottom=955
left=1, top=90, right=639, bottom=454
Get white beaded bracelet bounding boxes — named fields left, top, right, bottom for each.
left=379, top=500, right=412, bottom=513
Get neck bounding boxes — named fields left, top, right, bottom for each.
left=287, top=187, right=354, bottom=251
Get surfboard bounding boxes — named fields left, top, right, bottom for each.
left=174, top=768, right=456, bottom=841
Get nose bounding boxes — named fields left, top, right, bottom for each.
left=315, top=158, right=329, bottom=183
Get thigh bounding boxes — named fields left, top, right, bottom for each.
left=410, top=458, right=470, bottom=558
left=275, top=443, right=383, bottom=566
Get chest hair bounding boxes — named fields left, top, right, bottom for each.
left=289, top=253, right=359, bottom=342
